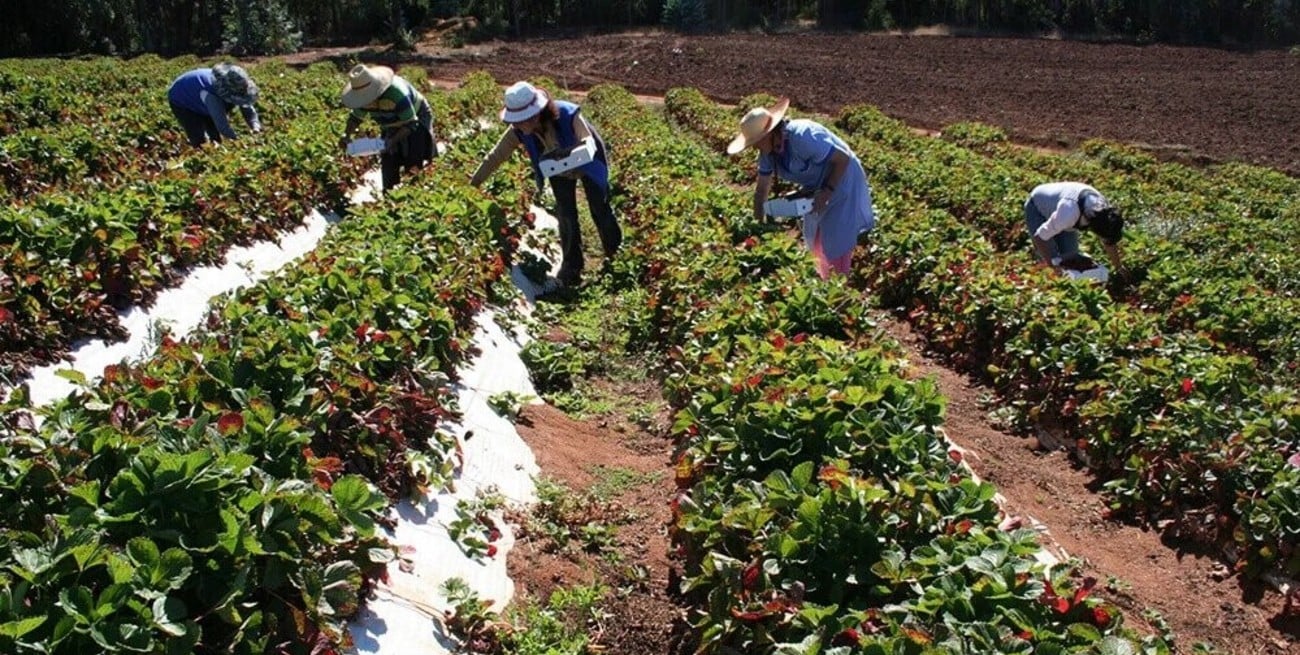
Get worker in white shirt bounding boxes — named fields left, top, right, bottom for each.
left=1025, top=181, right=1125, bottom=274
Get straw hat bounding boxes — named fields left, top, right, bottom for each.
left=500, top=81, right=549, bottom=123
left=726, top=98, right=791, bottom=155
left=211, top=63, right=258, bottom=107
left=340, top=64, right=395, bottom=109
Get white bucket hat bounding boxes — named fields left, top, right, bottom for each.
left=500, top=81, right=549, bottom=123
left=341, top=64, right=394, bottom=109
left=727, top=98, right=791, bottom=155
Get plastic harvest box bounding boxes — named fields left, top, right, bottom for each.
left=1065, top=264, right=1109, bottom=282
left=346, top=137, right=385, bottom=157
left=539, top=138, right=597, bottom=178
left=764, top=193, right=815, bottom=218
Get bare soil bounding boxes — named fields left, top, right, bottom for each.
left=290, top=30, right=1300, bottom=174
left=510, top=402, right=686, bottom=655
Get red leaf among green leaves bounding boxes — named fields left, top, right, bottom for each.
left=217, top=411, right=245, bottom=435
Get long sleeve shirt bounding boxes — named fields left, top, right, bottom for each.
left=470, top=115, right=594, bottom=187
left=1029, top=182, right=1106, bottom=241
left=167, top=68, right=260, bottom=139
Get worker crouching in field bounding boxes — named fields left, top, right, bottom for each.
left=166, top=63, right=261, bottom=147
left=729, top=98, right=875, bottom=279
left=339, top=64, right=437, bottom=192
left=1025, top=181, right=1125, bottom=275
left=470, top=81, right=623, bottom=296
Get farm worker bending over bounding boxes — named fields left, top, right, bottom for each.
left=728, top=98, right=875, bottom=279
left=166, top=63, right=261, bottom=147
left=338, top=64, right=437, bottom=192
left=470, top=81, right=622, bottom=295
left=1025, top=181, right=1124, bottom=274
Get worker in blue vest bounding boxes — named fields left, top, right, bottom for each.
left=470, top=81, right=622, bottom=295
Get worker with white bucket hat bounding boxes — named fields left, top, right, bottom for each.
left=728, top=98, right=875, bottom=279
left=470, top=81, right=622, bottom=296
left=338, top=64, right=437, bottom=191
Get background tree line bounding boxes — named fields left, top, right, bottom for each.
left=5, top=0, right=1298, bottom=57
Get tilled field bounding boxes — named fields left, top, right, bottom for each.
left=424, top=31, right=1300, bottom=174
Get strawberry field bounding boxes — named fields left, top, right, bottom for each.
left=2, top=52, right=1298, bottom=654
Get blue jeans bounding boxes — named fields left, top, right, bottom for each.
left=549, top=174, right=622, bottom=285
left=1024, top=199, right=1079, bottom=261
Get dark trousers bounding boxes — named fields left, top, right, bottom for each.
left=549, top=174, right=622, bottom=284
left=380, top=104, right=437, bottom=191
left=170, top=101, right=220, bottom=147
left=379, top=126, right=435, bottom=190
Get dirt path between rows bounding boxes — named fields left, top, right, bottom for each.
left=876, top=315, right=1299, bottom=655
left=504, top=311, right=1297, bottom=655
left=509, top=402, right=685, bottom=655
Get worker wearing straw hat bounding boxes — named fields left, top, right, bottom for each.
left=338, top=64, right=437, bottom=191
left=728, top=98, right=875, bottom=279
left=470, top=81, right=622, bottom=295
left=166, top=63, right=261, bottom=147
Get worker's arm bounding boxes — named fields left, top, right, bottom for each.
left=469, top=129, right=522, bottom=188
left=813, top=149, right=849, bottom=214
left=753, top=173, right=774, bottom=223
left=338, top=115, right=363, bottom=150
left=1101, top=239, right=1123, bottom=272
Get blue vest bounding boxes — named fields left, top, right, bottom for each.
left=514, top=101, right=609, bottom=191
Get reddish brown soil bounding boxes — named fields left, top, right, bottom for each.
left=510, top=402, right=685, bottom=655
left=878, top=315, right=1299, bottom=655
left=353, top=30, right=1300, bottom=174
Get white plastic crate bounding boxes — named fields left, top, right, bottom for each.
left=764, top=195, right=814, bottom=218
left=539, top=138, right=597, bottom=178
left=346, top=137, right=385, bottom=157
left=1065, top=264, right=1109, bottom=282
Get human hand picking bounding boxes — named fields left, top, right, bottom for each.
left=813, top=187, right=833, bottom=214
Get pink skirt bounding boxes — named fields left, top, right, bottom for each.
left=811, top=229, right=853, bottom=279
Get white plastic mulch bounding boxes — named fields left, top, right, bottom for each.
left=10, top=156, right=565, bottom=653
left=19, top=172, right=381, bottom=408
left=347, top=208, right=560, bottom=654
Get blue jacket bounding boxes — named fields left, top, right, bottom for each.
left=167, top=68, right=261, bottom=139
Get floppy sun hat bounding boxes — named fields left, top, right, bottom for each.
left=341, top=64, right=395, bottom=109
left=211, top=63, right=258, bottom=107
left=726, top=97, right=791, bottom=155
left=500, top=81, right=549, bottom=123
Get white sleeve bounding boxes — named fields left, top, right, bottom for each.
left=1035, top=197, right=1081, bottom=241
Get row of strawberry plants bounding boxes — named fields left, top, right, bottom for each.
left=0, top=68, right=502, bottom=388
left=664, top=89, right=1299, bottom=587
left=835, top=108, right=1300, bottom=581
left=0, top=55, right=228, bottom=199
left=588, top=84, right=1160, bottom=653
left=941, top=125, right=1300, bottom=372
left=0, top=61, right=372, bottom=201
left=0, top=118, right=365, bottom=386
left=833, top=106, right=1300, bottom=385
left=0, top=119, right=528, bottom=653
left=0, top=55, right=199, bottom=136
